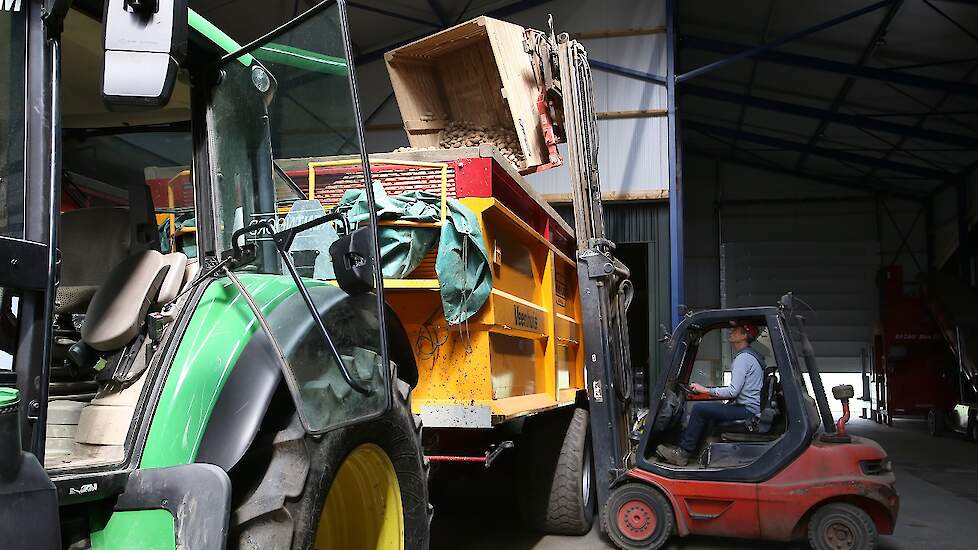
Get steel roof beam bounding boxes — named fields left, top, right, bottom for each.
left=355, top=0, right=556, bottom=65
left=686, top=147, right=925, bottom=201
left=682, top=35, right=978, bottom=98
left=683, top=84, right=978, bottom=147
left=346, top=2, right=441, bottom=29
left=590, top=59, right=666, bottom=85
left=795, top=1, right=904, bottom=171
left=677, top=0, right=897, bottom=82
left=685, top=120, right=951, bottom=179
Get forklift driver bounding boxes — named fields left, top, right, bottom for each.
left=656, top=320, right=765, bottom=466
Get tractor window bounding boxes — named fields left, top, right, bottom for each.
left=0, top=7, right=27, bottom=239
left=208, top=1, right=389, bottom=433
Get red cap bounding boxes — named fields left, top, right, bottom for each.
left=730, top=320, right=760, bottom=339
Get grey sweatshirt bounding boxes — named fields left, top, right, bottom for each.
left=708, top=346, right=764, bottom=415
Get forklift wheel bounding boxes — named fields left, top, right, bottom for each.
left=602, top=484, right=673, bottom=550
left=969, top=420, right=978, bottom=443
left=807, top=502, right=878, bottom=550
left=927, top=409, right=944, bottom=437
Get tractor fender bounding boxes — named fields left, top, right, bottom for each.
left=195, top=289, right=417, bottom=471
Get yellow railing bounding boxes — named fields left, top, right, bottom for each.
left=307, top=159, right=449, bottom=227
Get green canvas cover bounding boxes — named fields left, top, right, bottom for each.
left=338, top=184, right=491, bottom=324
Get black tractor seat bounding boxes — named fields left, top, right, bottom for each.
left=716, top=366, right=782, bottom=442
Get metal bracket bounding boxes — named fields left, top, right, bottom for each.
left=484, top=440, right=514, bottom=468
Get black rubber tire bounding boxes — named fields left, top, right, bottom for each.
left=601, top=483, right=673, bottom=550
left=927, top=409, right=944, bottom=437
left=969, top=418, right=978, bottom=443
left=517, top=407, right=596, bottom=535
left=807, top=502, right=877, bottom=550
left=230, top=379, right=431, bottom=549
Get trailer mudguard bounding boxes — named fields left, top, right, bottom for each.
left=195, top=287, right=417, bottom=471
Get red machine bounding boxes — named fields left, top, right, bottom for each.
left=869, top=266, right=958, bottom=425
left=599, top=298, right=898, bottom=550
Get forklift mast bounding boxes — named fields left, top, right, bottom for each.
left=552, top=32, right=635, bottom=512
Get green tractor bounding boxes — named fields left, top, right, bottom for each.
left=0, top=1, right=430, bottom=548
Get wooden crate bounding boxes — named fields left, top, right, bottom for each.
left=385, top=17, right=551, bottom=173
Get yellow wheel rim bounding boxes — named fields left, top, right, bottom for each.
left=315, top=443, right=404, bottom=550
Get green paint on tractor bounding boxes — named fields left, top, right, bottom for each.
left=90, top=274, right=326, bottom=549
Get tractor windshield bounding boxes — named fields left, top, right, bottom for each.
left=205, top=1, right=390, bottom=433
left=207, top=0, right=365, bottom=275
left=0, top=6, right=26, bottom=240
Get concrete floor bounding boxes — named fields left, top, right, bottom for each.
left=429, top=416, right=978, bottom=549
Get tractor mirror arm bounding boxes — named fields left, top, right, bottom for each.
left=225, top=214, right=370, bottom=396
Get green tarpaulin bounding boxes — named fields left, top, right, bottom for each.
left=339, top=184, right=491, bottom=324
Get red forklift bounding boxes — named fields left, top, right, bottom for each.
left=596, top=300, right=898, bottom=549
left=543, top=25, right=898, bottom=550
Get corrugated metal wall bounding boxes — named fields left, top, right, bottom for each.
left=683, top=159, right=927, bottom=375
left=555, top=201, right=672, bottom=396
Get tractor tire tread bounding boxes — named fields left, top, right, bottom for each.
left=230, top=376, right=429, bottom=550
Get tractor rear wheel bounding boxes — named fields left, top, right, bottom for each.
left=807, top=502, right=877, bottom=550
left=601, top=483, right=674, bottom=550
left=230, top=379, right=430, bottom=549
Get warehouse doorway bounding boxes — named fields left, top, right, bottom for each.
left=617, top=243, right=652, bottom=408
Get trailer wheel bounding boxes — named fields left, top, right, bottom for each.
left=807, top=502, right=877, bottom=550
left=602, top=483, right=673, bottom=550
left=518, top=407, right=596, bottom=535
left=927, top=409, right=944, bottom=436
left=230, top=378, right=430, bottom=549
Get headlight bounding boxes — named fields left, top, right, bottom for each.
left=860, top=458, right=892, bottom=475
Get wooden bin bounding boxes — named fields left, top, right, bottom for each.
left=385, top=17, right=552, bottom=173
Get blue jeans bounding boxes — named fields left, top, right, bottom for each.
left=679, top=402, right=752, bottom=453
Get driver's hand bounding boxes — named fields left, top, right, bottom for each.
left=690, top=383, right=709, bottom=395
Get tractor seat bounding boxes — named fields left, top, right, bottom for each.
left=81, top=250, right=187, bottom=353
left=717, top=366, right=781, bottom=440
left=56, top=207, right=136, bottom=314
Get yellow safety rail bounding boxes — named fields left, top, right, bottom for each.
left=306, top=158, right=449, bottom=228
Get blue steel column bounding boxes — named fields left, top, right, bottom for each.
left=666, top=0, right=683, bottom=327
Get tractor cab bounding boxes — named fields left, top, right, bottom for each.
left=1, top=2, right=428, bottom=549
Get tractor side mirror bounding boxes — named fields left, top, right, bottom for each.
left=102, top=0, right=188, bottom=109
left=329, top=227, right=376, bottom=296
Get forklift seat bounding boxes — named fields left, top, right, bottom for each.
left=717, top=366, right=781, bottom=438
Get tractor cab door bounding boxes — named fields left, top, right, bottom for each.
left=635, top=307, right=820, bottom=482
left=197, top=0, right=394, bottom=434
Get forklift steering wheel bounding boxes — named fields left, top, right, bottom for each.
left=676, top=383, right=694, bottom=395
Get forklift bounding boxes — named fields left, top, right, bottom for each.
left=0, top=1, right=429, bottom=548
left=555, top=24, right=900, bottom=550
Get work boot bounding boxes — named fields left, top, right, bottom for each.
left=655, top=444, right=690, bottom=466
